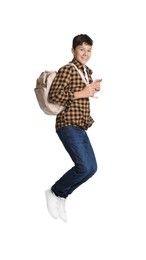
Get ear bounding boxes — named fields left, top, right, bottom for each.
left=71, top=48, right=75, bottom=55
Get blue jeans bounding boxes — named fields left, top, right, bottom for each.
left=51, top=126, right=97, bottom=198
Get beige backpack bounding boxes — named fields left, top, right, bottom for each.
left=34, top=70, right=65, bottom=115
left=34, top=64, right=87, bottom=115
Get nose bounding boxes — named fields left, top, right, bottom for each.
left=83, top=51, right=88, bottom=56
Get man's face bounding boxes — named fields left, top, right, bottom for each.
left=72, top=43, right=92, bottom=65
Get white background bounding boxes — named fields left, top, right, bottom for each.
left=0, top=0, right=146, bottom=259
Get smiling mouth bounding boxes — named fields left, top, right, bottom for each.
left=81, top=57, right=88, bottom=60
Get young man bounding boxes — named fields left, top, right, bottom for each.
left=46, top=34, right=102, bottom=222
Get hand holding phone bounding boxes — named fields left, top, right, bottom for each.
left=93, top=79, right=102, bottom=91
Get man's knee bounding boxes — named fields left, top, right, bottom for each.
left=76, top=161, right=97, bottom=177
left=90, top=162, right=98, bottom=176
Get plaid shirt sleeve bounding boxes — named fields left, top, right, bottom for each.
left=48, top=65, right=75, bottom=106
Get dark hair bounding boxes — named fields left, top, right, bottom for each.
left=72, top=34, right=93, bottom=49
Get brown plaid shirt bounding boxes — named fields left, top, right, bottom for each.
left=48, top=58, right=94, bottom=130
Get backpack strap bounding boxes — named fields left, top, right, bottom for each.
left=69, top=63, right=99, bottom=100
left=69, top=63, right=88, bottom=85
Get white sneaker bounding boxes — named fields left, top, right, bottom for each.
left=45, top=189, right=59, bottom=219
left=58, top=197, right=67, bottom=223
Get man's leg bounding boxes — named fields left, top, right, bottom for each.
left=51, top=126, right=97, bottom=198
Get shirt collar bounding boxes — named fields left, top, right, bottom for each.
left=69, top=58, right=93, bottom=75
